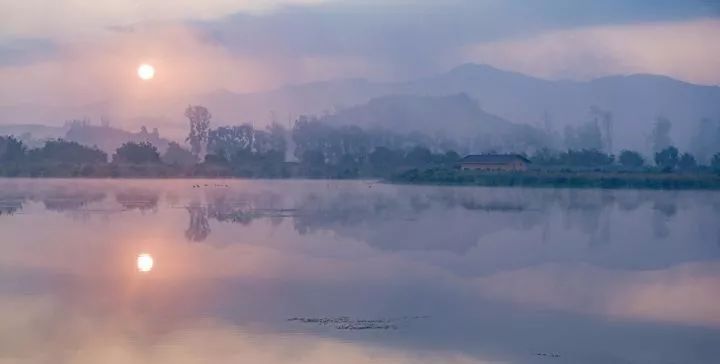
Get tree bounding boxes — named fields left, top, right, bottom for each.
left=299, top=149, right=326, bottom=177
left=530, top=148, right=559, bottom=165
left=558, top=149, right=614, bottom=167
left=369, top=146, right=403, bottom=175
left=113, top=142, right=160, bottom=164
left=690, top=118, right=720, bottom=164
left=564, top=120, right=603, bottom=151
left=255, top=123, right=287, bottom=156
left=28, top=139, right=107, bottom=164
left=204, top=153, right=228, bottom=164
left=336, top=153, right=361, bottom=178
left=590, top=106, right=613, bottom=152
left=162, top=142, right=197, bottom=166
left=207, top=125, right=254, bottom=161
left=266, top=123, right=288, bottom=155
left=678, top=152, right=697, bottom=171
left=0, top=136, right=26, bottom=162
left=405, top=146, right=432, bottom=166
left=185, top=105, right=211, bottom=158
left=711, top=153, right=720, bottom=171
left=654, top=146, right=679, bottom=171
left=651, top=117, right=672, bottom=154
left=618, top=150, right=644, bottom=168
left=442, top=150, right=460, bottom=165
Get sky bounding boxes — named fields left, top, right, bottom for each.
left=1, top=0, right=719, bottom=107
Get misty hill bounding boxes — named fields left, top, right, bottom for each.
left=64, top=122, right=172, bottom=153
left=321, top=93, right=517, bottom=140
left=158, top=65, right=720, bottom=151
left=2, top=64, right=719, bottom=151
left=0, top=124, right=66, bottom=139
left=397, top=64, right=720, bottom=151
left=197, top=78, right=386, bottom=123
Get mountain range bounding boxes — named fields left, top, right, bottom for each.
left=2, top=63, right=719, bottom=152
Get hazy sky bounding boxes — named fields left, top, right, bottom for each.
left=1, top=0, right=719, bottom=106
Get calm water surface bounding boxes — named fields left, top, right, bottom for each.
left=1, top=179, right=719, bottom=363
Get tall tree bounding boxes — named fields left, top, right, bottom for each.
left=564, top=120, right=603, bottom=151
left=678, top=152, right=697, bottom=171
left=207, top=125, right=254, bottom=161
left=590, top=106, right=613, bottom=153
left=711, top=153, right=720, bottom=171
left=185, top=105, right=211, bottom=158
left=618, top=150, right=644, bottom=168
left=690, top=118, right=720, bottom=164
left=0, top=136, right=26, bottom=162
left=654, top=146, right=679, bottom=171
left=650, top=117, right=672, bottom=154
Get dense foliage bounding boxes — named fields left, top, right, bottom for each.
left=28, top=139, right=107, bottom=164
left=618, top=150, right=644, bottom=168
left=1, top=106, right=718, bottom=183
left=113, top=142, right=161, bottom=164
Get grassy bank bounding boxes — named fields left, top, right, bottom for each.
left=393, top=168, right=720, bottom=190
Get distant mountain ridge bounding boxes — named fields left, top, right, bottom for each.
left=1, top=63, right=719, bottom=151
left=321, top=93, right=517, bottom=140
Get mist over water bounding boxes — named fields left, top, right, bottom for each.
left=1, top=179, right=719, bottom=363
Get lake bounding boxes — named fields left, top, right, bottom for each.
left=1, top=179, right=719, bottom=363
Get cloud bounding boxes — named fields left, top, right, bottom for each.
left=460, top=19, right=720, bottom=85
left=0, top=0, right=332, bottom=41
left=0, top=38, right=57, bottom=66
left=191, top=0, right=720, bottom=80
left=0, top=0, right=719, bottom=108
left=0, top=23, right=384, bottom=107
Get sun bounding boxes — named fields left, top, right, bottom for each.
left=137, top=64, right=155, bottom=80
left=136, top=253, right=154, bottom=272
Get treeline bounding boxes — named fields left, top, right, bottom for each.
left=0, top=108, right=462, bottom=177
left=3, top=104, right=720, bottom=179
left=0, top=136, right=183, bottom=177
left=530, top=147, right=720, bottom=172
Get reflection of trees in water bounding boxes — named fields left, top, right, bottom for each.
left=0, top=186, right=107, bottom=216
left=41, top=191, right=106, bottom=212
left=184, top=191, right=287, bottom=242
left=169, top=185, right=716, bottom=255
left=206, top=192, right=287, bottom=225
left=291, top=189, right=549, bottom=254
left=616, top=190, right=644, bottom=211
left=558, top=190, right=605, bottom=245
left=651, top=194, right=679, bottom=239
left=0, top=198, right=23, bottom=216
left=186, top=202, right=210, bottom=242
left=184, top=186, right=689, bottom=253
left=115, top=190, right=159, bottom=212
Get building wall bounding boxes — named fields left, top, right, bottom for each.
left=461, top=161, right=528, bottom=171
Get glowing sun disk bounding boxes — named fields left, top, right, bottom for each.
left=137, top=253, right=154, bottom=272
left=137, top=64, right=155, bottom=80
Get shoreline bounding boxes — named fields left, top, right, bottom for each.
left=391, top=168, right=720, bottom=191
left=2, top=172, right=720, bottom=191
